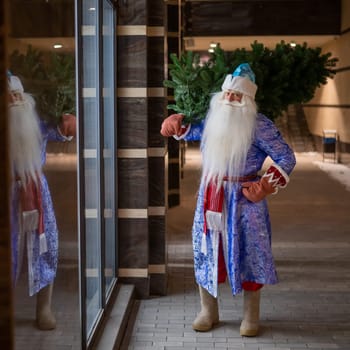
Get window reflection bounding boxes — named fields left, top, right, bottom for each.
left=8, top=1, right=79, bottom=349
left=8, top=0, right=117, bottom=347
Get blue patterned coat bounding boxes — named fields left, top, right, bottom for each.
left=184, top=113, right=296, bottom=297
left=11, top=120, right=68, bottom=296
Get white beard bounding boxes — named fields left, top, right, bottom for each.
left=201, top=92, right=257, bottom=187
left=9, top=93, right=42, bottom=185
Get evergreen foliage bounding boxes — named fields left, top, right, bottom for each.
left=9, top=45, right=76, bottom=124
left=164, top=41, right=338, bottom=122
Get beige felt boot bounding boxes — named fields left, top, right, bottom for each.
left=36, top=283, right=56, bottom=330
left=192, top=285, right=219, bottom=331
left=240, top=289, right=260, bottom=336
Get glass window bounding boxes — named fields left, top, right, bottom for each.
left=8, top=1, right=79, bottom=349
left=102, top=0, right=117, bottom=297
left=77, top=0, right=117, bottom=346
left=8, top=0, right=117, bottom=347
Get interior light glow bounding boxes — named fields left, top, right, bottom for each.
left=53, top=44, right=63, bottom=49
left=290, top=42, right=296, bottom=47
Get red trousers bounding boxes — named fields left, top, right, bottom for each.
left=218, top=236, right=263, bottom=291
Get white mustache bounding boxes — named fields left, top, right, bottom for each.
left=222, top=99, right=245, bottom=107
left=9, top=100, right=27, bottom=107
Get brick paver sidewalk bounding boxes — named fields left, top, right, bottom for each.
left=127, top=149, right=350, bottom=350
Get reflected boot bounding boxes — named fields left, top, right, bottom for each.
left=36, top=283, right=56, bottom=330
left=192, top=285, right=219, bottom=331
left=240, top=290, right=260, bottom=337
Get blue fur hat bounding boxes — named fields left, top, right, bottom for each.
left=232, top=63, right=256, bottom=83
left=221, top=63, right=257, bottom=98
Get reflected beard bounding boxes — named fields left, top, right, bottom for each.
left=9, top=95, right=42, bottom=185
left=201, top=94, right=257, bottom=187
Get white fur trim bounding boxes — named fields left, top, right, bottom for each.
left=263, top=163, right=290, bottom=192
left=205, top=210, right=223, bottom=232
left=173, top=123, right=191, bottom=140
left=201, top=211, right=223, bottom=255
left=221, top=75, right=257, bottom=99
left=8, top=75, right=24, bottom=92
left=271, top=163, right=290, bottom=186
left=201, top=233, right=207, bottom=255
left=22, top=210, right=39, bottom=232
left=57, top=125, right=73, bottom=141
left=39, top=233, right=48, bottom=254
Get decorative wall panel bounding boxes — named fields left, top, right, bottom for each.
left=185, top=0, right=341, bottom=36
left=117, top=0, right=167, bottom=296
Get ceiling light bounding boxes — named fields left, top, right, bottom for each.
left=53, top=44, right=63, bottom=49
left=210, top=42, right=217, bottom=48
left=290, top=41, right=296, bottom=47
left=208, top=48, right=214, bottom=53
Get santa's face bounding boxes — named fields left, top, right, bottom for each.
left=8, top=91, right=25, bottom=105
left=201, top=91, right=257, bottom=186
left=223, top=90, right=243, bottom=103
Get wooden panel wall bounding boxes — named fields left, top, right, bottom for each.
left=117, top=0, right=167, bottom=297
left=185, top=0, right=341, bottom=36
left=9, top=0, right=74, bottom=38
left=166, top=2, right=181, bottom=208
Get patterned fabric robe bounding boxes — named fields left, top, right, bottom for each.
left=184, top=113, right=296, bottom=297
left=11, top=120, right=68, bottom=296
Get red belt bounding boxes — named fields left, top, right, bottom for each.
left=222, top=173, right=258, bottom=182
left=203, top=174, right=257, bottom=234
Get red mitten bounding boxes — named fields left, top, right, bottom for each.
left=242, top=164, right=289, bottom=203
left=59, top=114, right=77, bottom=137
left=160, top=114, right=185, bottom=137
left=242, top=177, right=276, bottom=203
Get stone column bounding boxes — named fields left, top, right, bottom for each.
left=147, top=0, right=167, bottom=295
left=117, top=0, right=167, bottom=297
left=165, top=0, right=182, bottom=208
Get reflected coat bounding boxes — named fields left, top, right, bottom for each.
left=11, top=120, right=67, bottom=296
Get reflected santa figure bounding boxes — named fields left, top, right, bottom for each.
left=8, top=72, right=76, bottom=330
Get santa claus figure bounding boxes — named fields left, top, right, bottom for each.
left=8, top=72, right=76, bottom=330
left=161, top=63, right=296, bottom=336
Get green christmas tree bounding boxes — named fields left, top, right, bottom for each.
left=164, top=41, right=338, bottom=122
